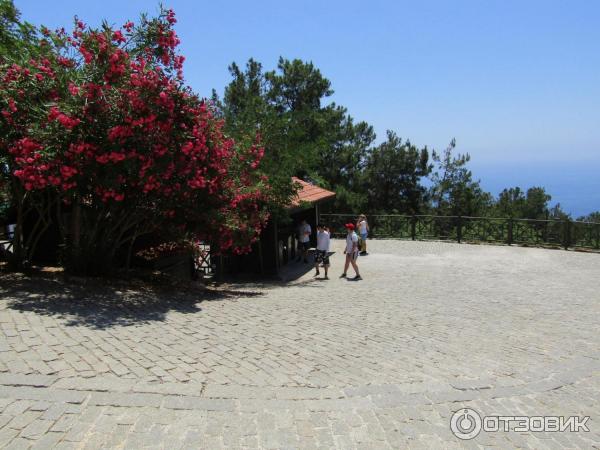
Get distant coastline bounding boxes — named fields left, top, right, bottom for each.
left=471, top=160, right=600, bottom=218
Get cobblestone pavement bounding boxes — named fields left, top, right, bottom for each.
left=0, top=240, right=599, bottom=449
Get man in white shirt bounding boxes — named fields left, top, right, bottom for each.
left=340, top=223, right=362, bottom=280
left=314, top=225, right=331, bottom=279
left=297, top=219, right=312, bottom=264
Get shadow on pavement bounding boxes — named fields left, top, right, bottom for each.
left=0, top=272, right=263, bottom=329
left=213, top=250, right=336, bottom=287
left=278, top=250, right=336, bottom=282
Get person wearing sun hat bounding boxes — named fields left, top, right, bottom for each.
left=356, top=214, right=369, bottom=255
left=340, top=222, right=361, bottom=280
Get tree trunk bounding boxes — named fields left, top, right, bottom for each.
left=10, top=196, right=24, bottom=270
left=69, top=198, right=82, bottom=273
left=125, top=227, right=139, bottom=271
left=8, top=182, right=25, bottom=270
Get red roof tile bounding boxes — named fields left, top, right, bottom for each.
left=290, top=177, right=336, bottom=208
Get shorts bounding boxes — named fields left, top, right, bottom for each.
left=360, top=233, right=368, bottom=241
left=315, top=250, right=330, bottom=266
left=299, top=241, right=310, bottom=251
left=346, top=251, right=359, bottom=261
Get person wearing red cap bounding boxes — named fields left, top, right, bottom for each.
left=340, top=223, right=362, bottom=280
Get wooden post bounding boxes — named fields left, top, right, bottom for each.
left=411, top=215, right=417, bottom=241
left=70, top=198, right=82, bottom=272
left=257, top=238, right=264, bottom=275
left=217, top=255, right=224, bottom=280
left=507, top=218, right=514, bottom=245
left=273, top=222, right=279, bottom=270
left=12, top=189, right=24, bottom=268
left=457, top=216, right=463, bottom=244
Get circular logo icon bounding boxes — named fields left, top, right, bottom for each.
left=450, top=408, right=482, bottom=440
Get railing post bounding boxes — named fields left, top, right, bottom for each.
left=457, top=216, right=462, bottom=243
left=562, top=219, right=571, bottom=250
left=596, top=224, right=600, bottom=250
left=507, top=218, right=514, bottom=245
left=411, top=215, right=416, bottom=241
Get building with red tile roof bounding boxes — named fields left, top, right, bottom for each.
left=289, top=177, right=336, bottom=209
left=216, top=178, right=336, bottom=278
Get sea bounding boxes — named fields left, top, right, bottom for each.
left=470, top=160, right=599, bottom=219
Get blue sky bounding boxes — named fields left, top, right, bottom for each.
left=15, top=0, right=600, bottom=215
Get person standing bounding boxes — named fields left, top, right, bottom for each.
left=340, top=223, right=361, bottom=280
left=296, top=219, right=311, bottom=263
left=357, top=214, right=369, bottom=255
left=314, top=224, right=331, bottom=279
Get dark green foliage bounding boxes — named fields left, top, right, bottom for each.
left=578, top=211, right=600, bottom=222
left=216, top=57, right=597, bottom=222
left=317, top=116, right=375, bottom=212
left=217, top=57, right=377, bottom=217
left=363, top=131, right=431, bottom=214
left=525, top=187, right=553, bottom=219
left=216, top=59, right=298, bottom=217
left=429, top=139, right=492, bottom=217
left=0, top=0, right=38, bottom=61
left=496, top=187, right=526, bottom=217
left=0, top=0, right=41, bottom=252
left=495, top=186, right=555, bottom=219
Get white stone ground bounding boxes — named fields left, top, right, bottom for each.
left=0, top=239, right=599, bottom=449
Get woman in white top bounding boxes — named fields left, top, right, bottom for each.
left=357, top=214, right=369, bottom=255
left=340, top=223, right=361, bottom=280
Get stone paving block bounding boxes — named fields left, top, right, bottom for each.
left=19, top=419, right=53, bottom=439
left=131, top=414, right=156, bottom=433
left=0, top=386, right=87, bottom=404
left=202, top=384, right=275, bottom=400
left=426, top=389, right=479, bottom=404
left=238, top=399, right=297, bottom=412
left=163, top=396, right=236, bottom=412
left=1, top=240, right=599, bottom=448
left=49, top=414, right=77, bottom=433
left=0, top=398, right=13, bottom=410
left=44, top=403, right=72, bottom=422
left=88, top=391, right=162, bottom=408
left=79, top=432, right=109, bottom=449
left=0, top=413, right=13, bottom=429
left=28, top=401, right=51, bottom=412
left=29, top=431, right=63, bottom=449
left=6, top=411, right=42, bottom=431
left=0, top=427, right=20, bottom=448
left=133, top=381, right=204, bottom=397
left=313, top=427, right=335, bottom=448
left=0, top=374, right=57, bottom=388
left=53, top=376, right=134, bottom=393
left=2, top=400, right=32, bottom=416
left=62, top=421, right=92, bottom=443
left=3, top=437, right=33, bottom=450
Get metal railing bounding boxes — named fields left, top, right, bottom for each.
left=319, top=214, right=600, bottom=251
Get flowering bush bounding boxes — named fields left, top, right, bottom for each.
left=0, top=8, right=270, bottom=273
left=135, top=241, right=191, bottom=261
